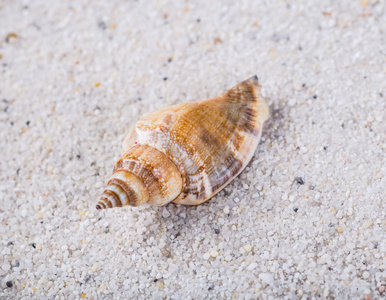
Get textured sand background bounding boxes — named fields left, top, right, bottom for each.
left=1, top=0, right=385, bottom=299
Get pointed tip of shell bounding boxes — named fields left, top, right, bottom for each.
left=96, top=185, right=126, bottom=210
left=249, top=75, right=259, bottom=84
left=95, top=170, right=152, bottom=210
left=95, top=193, right=113, bottom=210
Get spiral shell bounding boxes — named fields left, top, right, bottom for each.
left=97, top=75, right=269, bottom=209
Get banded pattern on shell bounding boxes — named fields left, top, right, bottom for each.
left=97, top=75, right=269, bottom=209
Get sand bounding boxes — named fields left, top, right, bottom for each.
left=0, top=0, right=385, bottom=299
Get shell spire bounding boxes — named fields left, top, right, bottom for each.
left=96, top=75, right=269, bottom=209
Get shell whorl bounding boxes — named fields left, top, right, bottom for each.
left=97, top=170, right=149, bottom=209
left=97, top=145, right=183, bottom=208
left=98, top=75, right=269, bottom=209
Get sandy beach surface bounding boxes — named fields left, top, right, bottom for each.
left=0, top=0, right=385, bottom=298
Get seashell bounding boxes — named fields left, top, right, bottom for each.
left=96, top=75, right=269, bottom=209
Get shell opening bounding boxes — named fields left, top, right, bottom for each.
left=96, top=170, right=150, bottom=209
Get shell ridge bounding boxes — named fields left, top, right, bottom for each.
left=177, top=76, right=268, bottom=203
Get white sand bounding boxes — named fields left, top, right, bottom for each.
left=0, top=0, right=385, bottom=299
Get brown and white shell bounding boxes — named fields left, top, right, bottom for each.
left=96, top=75, right=269, bottom=209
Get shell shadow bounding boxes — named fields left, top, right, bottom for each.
left=262, top=99, right=288, bottom=143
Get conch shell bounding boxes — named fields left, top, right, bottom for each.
left=96, top=76, right=269, bottom=209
